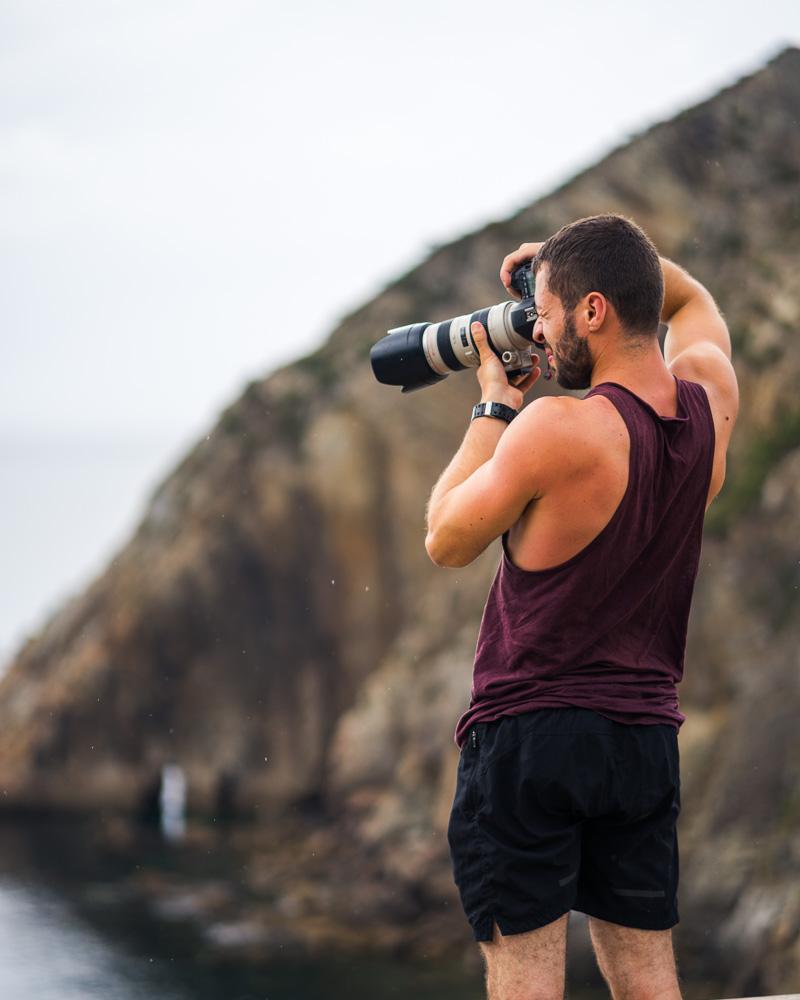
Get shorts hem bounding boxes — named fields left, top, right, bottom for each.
left=471, top=903, right=573, bottom=942
left=573, top=900, right=679, bottom=931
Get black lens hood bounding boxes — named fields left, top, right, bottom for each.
left=370, top=324, right=447, bottom=393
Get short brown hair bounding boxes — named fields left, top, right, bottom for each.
left=532, top=214, right=664, bottom=337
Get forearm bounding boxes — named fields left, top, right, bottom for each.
left=659, top=257, right=706, bottom=322
left=425, top=418, right=507, bottom=538
left=659, top=256, right=730, bottom=361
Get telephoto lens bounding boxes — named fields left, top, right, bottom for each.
left=370, top=263, right=541, bottom=393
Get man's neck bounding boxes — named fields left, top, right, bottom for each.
left=589, top=340, right=671, bottom=392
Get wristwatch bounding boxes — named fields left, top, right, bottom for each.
left=471, top=401, right=519, bottom=424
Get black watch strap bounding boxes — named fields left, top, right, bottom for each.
left=471, top=401, right=518, bottom=424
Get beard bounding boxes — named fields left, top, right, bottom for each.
left=553, top=311, right=594, bottom=390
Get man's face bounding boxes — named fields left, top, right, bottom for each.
left=533, top=265, right=594, bottom=390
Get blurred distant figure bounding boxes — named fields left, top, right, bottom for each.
left=160, top=763, right=187, bottom=842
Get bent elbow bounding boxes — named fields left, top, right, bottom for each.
left=425, top=531, right=448, bottom=567
left=425, top=531, right=472, bottom=568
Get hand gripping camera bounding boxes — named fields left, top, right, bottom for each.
left=370, top=262, right=546, bottom=393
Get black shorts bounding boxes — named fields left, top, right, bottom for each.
left=447, top=707, right=680, bottom=941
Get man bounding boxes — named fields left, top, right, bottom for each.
left=424, top=215, right=739, bottom=1000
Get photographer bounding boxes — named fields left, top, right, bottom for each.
left=426, top=215, right=739, bottom=999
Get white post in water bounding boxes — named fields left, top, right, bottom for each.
left=159, top=763, right=187, bottom=841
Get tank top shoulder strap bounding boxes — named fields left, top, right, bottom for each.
left=584, top=377, right=715, bottom=493
left=584, top=381, right=646, bottom=422
left=585, top=376, right=706, bottom=427
left=677, top=377, right=715, bottom=429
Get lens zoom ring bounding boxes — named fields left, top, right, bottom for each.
left=436, top=321, right=465, bottom=371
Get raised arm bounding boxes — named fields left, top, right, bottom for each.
left=661, top=258, right=739, bottom=509
left=660, top=258, right=732, bottom=363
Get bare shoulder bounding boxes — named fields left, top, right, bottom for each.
left=511, top=393, right=613, bottom=476
left=515, top=394, right=585, bottom=439
left=518, top=392, right=618, bottom=438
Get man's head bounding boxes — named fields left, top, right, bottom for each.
left=531, top=214, right=664, bottom=390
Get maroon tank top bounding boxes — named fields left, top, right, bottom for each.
left=454, top=375, right=716, bottom=750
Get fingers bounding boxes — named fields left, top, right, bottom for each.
left=473, top=321, right=541, bottom=397
left=471, top=320, right=513, bottom=363
left=499, top=241, right=544, bottom=298
left=517, top=367, right=541, bottom=392
left=510, top=361, right=541, bottom=392
left=471, top=321, right=492, bottom=358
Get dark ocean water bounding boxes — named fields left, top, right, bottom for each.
left=0, top=818, right=492, bottom=1000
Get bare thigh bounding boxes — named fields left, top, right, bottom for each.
left=588, top=916, right=683, bottom=1000
left=478, top=912, right=569, bottom=1000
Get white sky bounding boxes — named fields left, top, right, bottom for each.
left=3, top=0, right=799, bottom=441
left=0, top=2, right=798, bottom=662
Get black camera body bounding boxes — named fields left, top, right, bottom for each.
left=370, top=263, right=541, bottom=393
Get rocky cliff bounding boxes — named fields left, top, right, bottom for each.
left=2, top=47, right=799, bottom=996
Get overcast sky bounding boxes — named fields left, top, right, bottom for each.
left=3, top=0, right=799, bottom=442
left=1, top=2, right=798, bottom=661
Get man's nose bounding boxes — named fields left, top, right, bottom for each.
left=533, top=319, right=545, bottom=346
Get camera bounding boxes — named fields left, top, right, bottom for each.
left=370, top=262, right=544, bottom=393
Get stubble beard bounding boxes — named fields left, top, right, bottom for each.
left=553, top=311, right=594, bottom=390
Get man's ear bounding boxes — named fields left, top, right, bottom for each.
left=586, top=292, right=608, bottom=331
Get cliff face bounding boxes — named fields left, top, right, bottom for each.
left=2, top=46, right=800, bottom=994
